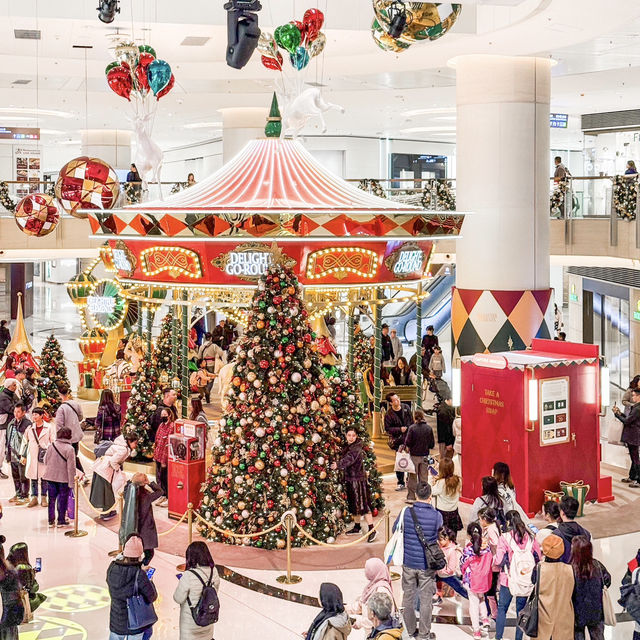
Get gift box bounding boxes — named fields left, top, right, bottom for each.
left=560, top=480, right=590, bottom=517
left=543, top=490, right=564, bottom=504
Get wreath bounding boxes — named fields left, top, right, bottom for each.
left=0, top=181, right=16, bottom=212
left=420, top=179, right=456, bottom=211
left=613, top=175, right=638, bottom=221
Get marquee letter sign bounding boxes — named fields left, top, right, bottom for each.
left=112, top=240, right=136, bottom=277
left=306, top=247, right=378, bottom=281
left=86, top=279, right=127, bottom=331
left=212, top=244, right=296, bottom=281
left=384, top=243, right=428, bottom=279
left=140, top=246, right=202, bottom=279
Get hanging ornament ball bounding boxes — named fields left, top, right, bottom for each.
left=291, top=372, right=302, bottom=383
left=276, top=538, right=286, bottom=549
left=294, top=434, right=305, bottom=445
left=280, top=468, right=288, bottom=477
left=326, top=536, right=335, bottom=544
left=311, top=433, right=322, bottom=444
left=55, top=156, right=120, bottom=218
left=311, top=401, right=320, bottom=411
left=255, top=427, right=265, bottom=438
left=255, top=460, right=265, bottom=470
left=304, top=508, right=313, bottom=518
left=14, top=193, right=60, bottom=237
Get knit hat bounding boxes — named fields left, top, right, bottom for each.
left=123, top=535, right=143, bottom=559
left=542, top=534, right=564, bottom=560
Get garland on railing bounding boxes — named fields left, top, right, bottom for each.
left=550, top=177, right=569, bottom=218
left=613, top=175, right=638, bottom=221
left=357, top=179, right=387, bottom=199
left=420, top=179, right=456, bottom=211
left=0, top=181, right=16, bottom=212
left=123, top=182, right=142, bottom=204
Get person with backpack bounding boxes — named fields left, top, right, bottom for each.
left=365, top=592, right=403, bottom=640
left=460, top=522, right=494, bottom=640
left=494, top=511, right=541, bottom=640
left=173, top=541, right=220, bottom=639
left=492, top=461, right=530, bottom=524
left=477, top=507, right=501, bottom=621
left=469, top=476, right=505, bottom=528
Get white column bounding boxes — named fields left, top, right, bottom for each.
left=220, top=107, right=269, bottom=163
left=455, top=55, right=551, bottom=291
left=81, top=129, right=132, bottom=171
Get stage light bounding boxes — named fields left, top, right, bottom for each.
left=528, top=378, right=538, bottom=422
left=97, top=0, right=120, bottom=24
left=387, top=1, right=408, bottom=39
left=600, top=365, right=610, bottom=408
left=224, top=0, right=262, bottom=70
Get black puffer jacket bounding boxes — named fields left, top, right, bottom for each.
left=0, top=388, right=17, bottom=430
left=106, top=560, right=157, bottom=635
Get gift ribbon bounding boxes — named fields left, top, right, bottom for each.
left=544, top=490, right=564, bottom=501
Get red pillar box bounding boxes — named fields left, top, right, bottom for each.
left=460, top=339, right=613, bottom=516
left=168, top=419, right=206, bottom=520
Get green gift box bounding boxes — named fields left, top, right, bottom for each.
left=560, top=480, right=590, bottom=517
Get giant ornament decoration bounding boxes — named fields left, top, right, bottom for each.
left=14, top=193, right=60, bottom=237
left=55, top=156, right=120, bottom=218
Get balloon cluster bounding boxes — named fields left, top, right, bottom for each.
left=259, top=8, right=326, bottom=72
left=372, top=1, right=462, bottom=52
left=106, top=43, right=175, bottom=101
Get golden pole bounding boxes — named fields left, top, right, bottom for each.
left=187, top=502, right=194, bottom=546
left=385, top=510, right=391, bottom=543
left=276, top=514, right=302, bottom=584
left=65, top=476, right=88, bottom=538
left=108, top=492, right=125, bottom=556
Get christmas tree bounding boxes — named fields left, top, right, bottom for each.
left=352, top=325, right=372, bottom=375
left=37, top=334, right=70, bottom=412
left=123, top=356, right=159, bottom=459
left=199, top=262, right=348, bottom=549
left=324, top=368, right=385, bottom=515
left=152, top=311, right=174, bottom=375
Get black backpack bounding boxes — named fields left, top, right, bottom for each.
left=187, top=568, right=220, bottom=626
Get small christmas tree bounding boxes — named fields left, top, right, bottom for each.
left=123, top=356, right=159, bottom=459
left=37, top=334, right=70, bottom=411
left=199, top=261, right=348, bottom=549
left=152, top=311, right=174, bottom=375
left=352, top=325, right=372, bottom=375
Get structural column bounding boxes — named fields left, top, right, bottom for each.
left=372, top=293, right=383, bottom=438
left=453, top=55, right=553, bottom=359
left=220, top=107, right=269, bottom=163
left=415, top=285, right=423, bottom=409
left=347, top=306, right=354, bottom=380
left=181, top=291, right=189, bottom=418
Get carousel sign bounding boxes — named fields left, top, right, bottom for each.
left=86, top=279, right=127, bottom=331
left=212, top=244, right=296, bottom=281
left=384, top=243, right=428, bottom=278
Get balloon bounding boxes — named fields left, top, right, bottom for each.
left=156, top=73, right=174, bottom=99
left=258, top=31, right=278, bottom=57
left=114, top=42, right=139, bottom=69
left=134, top=53, right=155, bottom=92
left=290, top=20, right=306, bottom=42
left=289, top=46, right=310, bottom=71
left=107, top=67, right=132, bottom=101
left=303, top=8, right=324, bottom=41
left=308, top=31, right=326, bottom=57
left=274, top=23, right=301, bottom=54
left=138, top=44, right=156, bottom=58
left=261, top=53, right=283, bottom=71
left=105, top=61, right=120, bottom=76
left=147, top=59, right=172, bottom=96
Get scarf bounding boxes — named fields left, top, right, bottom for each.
left=307, top=583, right=344, bottom=640
left=361, top=557, right=392, bottom=604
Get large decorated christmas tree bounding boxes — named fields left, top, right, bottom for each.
left=199, top=262, right=348, bottom=549
left=152, top=311, right=173, bottom=375
left=352, top=324, right=372, bottom=375
left=123, top=356, right=159, bottom=458
left=37, top=334, right=70, bottom=412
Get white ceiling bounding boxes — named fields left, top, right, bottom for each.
left=0, top=0, right=639, bottom=150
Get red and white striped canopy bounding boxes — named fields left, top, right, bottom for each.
left=131, top=138, right=420, bottom=214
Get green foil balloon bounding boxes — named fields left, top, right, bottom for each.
left=138, top=44, right=156, bottom=58
left=274, top=23, right=301, bottom=54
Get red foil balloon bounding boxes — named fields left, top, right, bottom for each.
left=261, top=53, right=283, bottom=71
left=303, top=8, right=324, bottom=41
left=107, top=67, right=132, bottom=101
left=156, top=73, right=174, bottom=100
left=135, top=53, right=155, bottom=92
left=290, top=19, right=306, bottom=43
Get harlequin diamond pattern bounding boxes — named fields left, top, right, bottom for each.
left=452, top=288, right=553, bottom=360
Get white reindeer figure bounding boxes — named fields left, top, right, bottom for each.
left=132, top=111, right=164, bottom=199
left=282, top=87, right=345, bottom=138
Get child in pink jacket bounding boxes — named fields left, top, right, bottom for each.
left=436, top=527, right=467, bottom=599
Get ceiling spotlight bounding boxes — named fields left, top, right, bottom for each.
left=388, top=1, right=408, bottom=39
left=97, top=0, right=120, bottom=24
left=224, top=0, right=262, bottom=70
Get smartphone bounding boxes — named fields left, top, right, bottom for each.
left=528, top=524, right=539, bottom=535
left=34, top=557, right=42, bottom=573
left=176, top=573, right=183, bottom=580
left=145, top=567, right=156, bottom=580
left=429, top=465, right=438, bottom=476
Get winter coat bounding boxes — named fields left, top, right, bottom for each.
left=6, top=416, right=31, bottom=461
left=368, top=619, right=403, bottom=640
left=572, top=560, right=611, bottom=628
left=137, top=483, right=163, bottom=550
left=92, top=434, right=131, bottom=495
left=436, top=403, right=455, bottom=447
left=149, top=403, right=178, bottom=440
left=20, top=422, right=52, bottom=480
left=497, top=484, right=530, bottom=524
left=390, top=367, right=416, bottom=386
left=0, top=387, right=17, bottom=430
left=42, top=438, right=76, bottom=488
left=0, top=569, right=24, bottom=630
left=404, top=421, right=434, bottom=457
left=173, top=566, right=221, bottom=640
left=337, top=439, right=366, bottom=483
left=428, top=353, right=446, bottom=374
left=21, top=378, right=36, bottom=410
left=461, top=544, right=493, bottom=593
left=556, top=521, right=591, bottom=564
left=153, top=421, right=173, bottom=466
left=384, top=406, right=413, bottom=450
left=532, top=560, right=575, bottom=640
left=431, top=478, right=461, bottom=513
left=421, top=333, right=439, bottom=359
left=394, top=502, right=443, bottom=570
left=615, top=402, right=640, bottom=446
left=55, top=400, right=84, bottom=443
left=390, top=336, right=403, bottom=363
left=106, top=560, right=157, bottom=635
left=310, top=611, right=351, bottom=640
left=437, top=541, right=462, bottom=578
left=381, top=334, right=394, bottom=364
left=95, top=402, right=121, bottom=441
left=0, top=326, right=10, bottom=350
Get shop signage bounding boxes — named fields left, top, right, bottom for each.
left=140, top=246, right=202, bottom=279
left=0, top=126, right=40, bottom=140
left=211, top=243, right=296, bottom=281
left=472, top=354, right=508, bottom=369
left=540, top=377, right=571, bottom=446
left=306, top=247, right=378, bottom=280
left=86, top=279, right=127, bottom=331
left=633, top=300, right=640, bottom=322
left=384, top=243, right=428, bottom=279
left=550, top=114, right=568, bottom=129
left=112, top=240, right=136, bottom=277
left=569, top=283, right=579, bottom=303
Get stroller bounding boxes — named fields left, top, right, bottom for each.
left=423, top=376, right=451, bottom=416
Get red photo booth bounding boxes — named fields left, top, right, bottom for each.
left=460, top=339, right=614, bottom=515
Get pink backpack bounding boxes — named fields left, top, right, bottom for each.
left=467, top=551, right=493, bottom=594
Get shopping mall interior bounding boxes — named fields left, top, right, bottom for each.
left=1, top=1, right=640, bottom=639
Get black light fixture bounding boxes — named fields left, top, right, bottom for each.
left=224, top=0, right=262, bottom=70
left=97, top=0, right=120, bottom=24
left=387, top=0, right=408, bottom=39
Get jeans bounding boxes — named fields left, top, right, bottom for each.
left=10, top=459, right=29, bottom=497
left=496, top=585, right=528, bottom=640
left=155, top=461, right=168, bottom=497
left=396, top=471, right=405, bottom=487
left=47, top=481, right=70, bottom=525
left=575, top=622, right=605, bottom=640
left=407, top=456, right=430, bottom=501
left=440, top=575, right=468, bottom=598
left=31, top=478, right=47, bottom=498
left=109, top=630, right=153, bottom=640
left=402, top=566, right=436, bottom=639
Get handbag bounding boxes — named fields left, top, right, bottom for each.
left=33, top=428, right=46, bottom=464
left=383, top=507, right=406, bottom=566
left=602, top=586, right=616, bottom=627
left=127, top=572, right=158, bottom=630
left=517, top=564, right=540, bottom=638
left=394, top=449, right=415, bottom=474
left=67, top=489, right=75, bottom=520
left=20, top=588, right=33, bottom=623
left=409, top=507, right=446, bottom=571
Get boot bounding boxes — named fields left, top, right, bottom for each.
left=367, top=525, right=377, bottom=543
left=41, top=496, right=48, bottom=507
left=346, top=523, right=362, bottom=535
left=26, top=497, right=38, bottom=508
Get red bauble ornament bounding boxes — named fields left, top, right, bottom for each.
left=259, top=360, right=269, bottom=369
left=273, top=295, right=283, bottom=305
left=304, top=334, right=312, bottom=343
left=296, top=426, right=305, bottom=434
left=286, top=344, right=296, bottom=354
left=267, top=499, right=274, bottom=508
left=372, top=508, right=379, bottom=517
left=274, top=460, right=281, bottom=467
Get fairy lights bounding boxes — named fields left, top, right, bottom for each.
left=306, top=247, right=378, bottom=280
left=140, top=246, right=202, bottom=279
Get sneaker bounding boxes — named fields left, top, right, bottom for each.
left=48, top=521, right=56, bottom=528
left=395, top=485, right=406, bottom=492
left=367, top=529, right=378, bottom=543
left=26, top=497, right=38, bottom=508
left=481, top=617, right=491, bottom=629
left=58, top=521, right=72, bottom=528
left=630, top=481, right=640, bottom=488
left=99, top=510, right=117, bottom=520
left=621, top=477, right=633, bottom=483
left=17, top=497, right=30, bottom=505
left=473, top=632, right=482, bottom=640
left=8, top=495, right=19, bottom=503
left=0, top=471, right=8, bottom=479
left=346, top=525, right=362, bottom=536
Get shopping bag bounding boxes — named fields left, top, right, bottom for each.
left=394, top=450, right=415, bottom=474
left=560, top=480, right=590, bottom=517
left=603, top=587, right=616, bottom=626
left=20, top=588, right=33, bottom=623
left=383, top=507, right=406, bottom=566
left=67, top=489, right=75, bottom=520
left=517, top=568, right=540, bottom=637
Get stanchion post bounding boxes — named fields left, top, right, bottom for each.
left=415, top=283, right=423, bottom=410
left=385, top=510, right=391, bottom=543
left=65, top=476, right=88, bottom=538
left=108, top=493, right=125, bottom=556
left=187, top=502, right=193, bottom=546
left=276, top=514, right=302, bottom=584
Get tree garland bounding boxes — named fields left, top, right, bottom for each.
left=357, top=179, right=387, bottom=199
left=550, top=177, right=569, bottom=218
left=420, top=179, right=456, bottom=211
left=613, top=175, right=638, bottom=221
left=0, top=182, right=16, bottom=212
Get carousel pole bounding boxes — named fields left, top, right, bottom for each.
left=347, top=304, right=354, bottom=380
left=415, top=283, right=423, bottom=410
left=145, top=303, right=153, bottom=355
left=171, top=303, right=179, bottom=380
left=372, top=290, right=383, bottom=438
left=137, top=302, right=143, bottom=337
left=181, top=290, right=189, bottom=418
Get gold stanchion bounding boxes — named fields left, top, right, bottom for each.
left=176, top=503, right=194, bottom=572
left=385, top=510, right=391, bottom=543
left=65, top=476, right=88, bottom=538
left=276, top=514, right=302, bottom=584
left=108, top=493, right=125, bottom=557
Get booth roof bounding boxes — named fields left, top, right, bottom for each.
left=462, top=351, right=598, bottom=370
left=127, top=138, right=426, bottom=214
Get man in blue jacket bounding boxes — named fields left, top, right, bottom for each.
left=393, top=482, right=442, bottom=640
